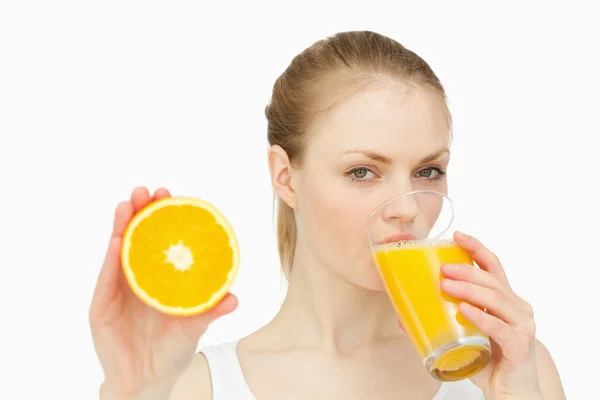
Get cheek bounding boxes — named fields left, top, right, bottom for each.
left=297, top=179, right=388, bottom=291
left=301, top=180, right=377, bottom=259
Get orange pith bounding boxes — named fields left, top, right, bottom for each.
left=121, top=197, right=239, bottom=316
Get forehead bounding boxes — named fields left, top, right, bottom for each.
left=306, top=84, right=450, bottom=160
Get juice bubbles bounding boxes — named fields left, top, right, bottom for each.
left=374, top=239, right=491, bottom=381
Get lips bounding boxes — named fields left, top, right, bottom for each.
left=380, top=233, right=417, bottom=244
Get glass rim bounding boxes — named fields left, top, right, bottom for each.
left=367, top=190, right=455, bottom=219
left=366, top=190, right=456, bottom=245
left=369, top=237, right=458, bottom=250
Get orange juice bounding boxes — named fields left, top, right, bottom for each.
left=374, top=239, right=490, bottom=381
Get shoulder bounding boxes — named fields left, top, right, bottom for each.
left=169, top=351, right=212, bottom=400
left=534, top=339, right=567, bottom=399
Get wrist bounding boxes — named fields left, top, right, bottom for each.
left=518, top=390, right=544, bottom=400
left=492, top=393, right=544, bottom=400
left=99, top=380, right=175, bottom=400
left=518, top=395, right=543, bottom=400
left=99, top=382, right=133, bottom=400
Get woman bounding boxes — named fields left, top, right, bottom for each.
left=90, top=31, right=565, bottom=399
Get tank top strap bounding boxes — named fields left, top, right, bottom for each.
left=200, top=341, right=256, bottom=400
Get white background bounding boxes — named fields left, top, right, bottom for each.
left=1, top=1, right=597, bottom=399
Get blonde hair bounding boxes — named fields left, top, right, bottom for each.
left=265, top=31, right=452, bottom=277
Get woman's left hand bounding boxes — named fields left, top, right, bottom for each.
left=440, top=231, right=543, bottom=400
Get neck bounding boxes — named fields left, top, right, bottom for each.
left=265, top=248, right=402, bottom=355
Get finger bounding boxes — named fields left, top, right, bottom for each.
left=459, top=302, right=529, bottom=361
left=131, top=186, right=151, bottom=213
left=441, top=263, right=513, bottom=299
left=90, top=237, right=123, bottom=316
left=441, top=279, right=526, bottom=328
left=113, top=201, right=134, bottom=237
left=441, top=263, right=534, bottom=317
left=202, top=293, right=239, bottom=319
left=152, top=187, right=171, bottom=201
left=90, top=202, right=134, bottom=320
left=178, top=294, right=238, bottom=342
left=454, top=232, right=511, bottom=288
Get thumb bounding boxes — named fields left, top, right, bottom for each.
left=178, top=294, right=238, bottom=342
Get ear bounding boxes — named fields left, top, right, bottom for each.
left=268, top=145, right=298, bottom=210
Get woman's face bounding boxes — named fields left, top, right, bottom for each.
left=278, top=84, right=451, bottom=291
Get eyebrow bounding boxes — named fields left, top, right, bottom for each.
left=418, top=148, right=450, bottom=164
left=343, top=149, right=393, bottom=164
left=343, top=148, right=449, bottom=165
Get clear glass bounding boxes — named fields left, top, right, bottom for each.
left=366, top=190, right=491, bottom=381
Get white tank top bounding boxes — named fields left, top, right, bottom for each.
left=200, top=341, right=485, bottom=399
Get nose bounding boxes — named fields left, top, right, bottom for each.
left=381, top=193, right=419, bottom=223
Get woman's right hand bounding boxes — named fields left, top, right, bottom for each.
left=89, top=187, right=238, bottom=400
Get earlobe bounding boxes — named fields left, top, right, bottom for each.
left=268, top=145, right=298, bottom=210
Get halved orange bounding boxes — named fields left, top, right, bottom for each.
left=121, top=196, right=239, bottom=316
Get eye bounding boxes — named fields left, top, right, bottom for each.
left=352, top=168, right=371, bottom=179
left=416, top=167, right=446, bottom=180
left=346, top=167, right=377, bottom=183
